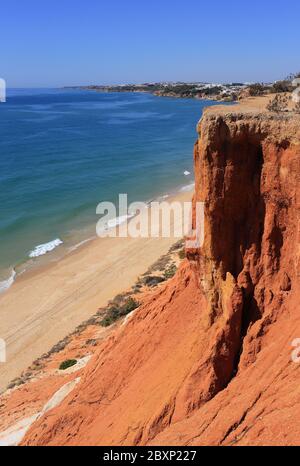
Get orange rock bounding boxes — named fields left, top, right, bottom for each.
left=17, top=104, right=300, bottom=446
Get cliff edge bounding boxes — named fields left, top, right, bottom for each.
left=7, top=97, right=300, bottom=445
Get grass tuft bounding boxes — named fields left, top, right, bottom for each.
left=59, top=359, right=77, bottom=370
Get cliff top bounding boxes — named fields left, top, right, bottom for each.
left=200, top=94, right=300, bottom=143
left=205, top=95, right=270, bottom=115
left=204, top=94, right=298, bottom=116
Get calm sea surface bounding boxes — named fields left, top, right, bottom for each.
left=0, top=88, right=219, bottom=288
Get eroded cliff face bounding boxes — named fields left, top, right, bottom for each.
left=22, top=104, right=300, bottom=446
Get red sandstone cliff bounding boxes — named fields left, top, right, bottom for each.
left=15, top=99, right=300, bottom=445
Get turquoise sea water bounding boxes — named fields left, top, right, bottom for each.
left=0, top=88, right=218, bottom=288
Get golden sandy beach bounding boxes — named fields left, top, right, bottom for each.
left=0, top=190, right=192, bottom=391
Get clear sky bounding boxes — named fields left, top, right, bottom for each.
left=2, top=0, right=300, bottom=87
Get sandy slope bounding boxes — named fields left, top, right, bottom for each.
left=0, top=190, right=192, bottom=391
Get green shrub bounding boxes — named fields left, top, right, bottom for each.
left=100, top=297, right=140, bottom=327
left=247, top=83, right=268, bottom=96
left=169, top=239, right=184, bottom=252
left=100, top=316, right=115, bottom=327
left=122, top=297, right=140, bottom=314
left=59, top=359, right=77, bottom=370
left=270, top=80, right=293, bottom=93
left=142, top=275, right=166, bottom=287
left=178, top=248, right=186, bottom=259
left=163, top=264, right=177, bottom=279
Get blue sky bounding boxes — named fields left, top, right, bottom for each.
left=2, top=0, right=300, bottom=87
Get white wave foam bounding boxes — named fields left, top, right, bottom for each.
left=29, top=238, right=63, bottom=258
left=106, top=214, right=133, bottom=229
left=180, top=182, right=195, bottom=192
left=0, top=269, right=16, bottom=294
left=183, top=170, right=191, bottom=176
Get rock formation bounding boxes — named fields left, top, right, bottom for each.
left=10, top=100, right=300, bottom=445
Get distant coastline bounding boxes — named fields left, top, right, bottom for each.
left=64, top=82, right=247, bottom=102
left=65, top=78, right=296, bottom=104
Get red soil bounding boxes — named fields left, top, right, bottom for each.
left=4, top=102, right=300, bottom=446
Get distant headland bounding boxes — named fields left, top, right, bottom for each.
left=65, top=81, right=245, bottom=101
left=65, top=78, right=298, bottom=102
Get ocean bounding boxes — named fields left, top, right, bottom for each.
left=0, top=88, right=218, bottom=290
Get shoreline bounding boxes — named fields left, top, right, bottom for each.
left=0, top=181, right=195, bottom=294
left=68, top=86, right=236, bottom=102
left=0, top=188, right=193, bottom=391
